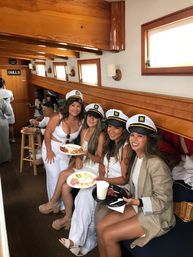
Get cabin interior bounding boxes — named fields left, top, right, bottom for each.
left=0, top=1, right=193, bottom=257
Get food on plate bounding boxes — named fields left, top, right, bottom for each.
left=107, top=187, right=119, bottom=197
left=68, top=171, right=96, bottom=188
left=60, top=145, right=84, bottom=155
left=60, top=146, right=68, bottom=153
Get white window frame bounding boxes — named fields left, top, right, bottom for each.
left=78, top=59, right=101, bottom=86
left=35, top=62, right=46, bottom=77
left=53, top=62, right=67, bottom=80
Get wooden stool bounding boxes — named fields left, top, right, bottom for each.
left=20, top=127, right=42, bottom=176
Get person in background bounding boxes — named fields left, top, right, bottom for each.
left=0, top=98, right=12, bottom=164
left=0, top=78, right=15, bottom=143
left=59, top=109, right=130, bottom=256
left=31, top=88, right=45, bottom=120
left=44, top=90, right=59, bottom=112
left=29, top=101, right=55, bottom=135
left=29, top=101, right=56, bottom=166
left=96, top=114, right=175, bottom=257
left=41, top=90, right=84, bottom=211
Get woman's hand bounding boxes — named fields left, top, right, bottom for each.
left=123, top=197, right=140, bottom=206
left=75, top=157, right=83, bottom=169
left=45, top=150, right=56, bottom=164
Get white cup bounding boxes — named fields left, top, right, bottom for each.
left=96, top=181, right=109, bottom=200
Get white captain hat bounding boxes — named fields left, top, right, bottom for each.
left=106, top=109, right=128, bottom=127
left=65, top=90, right=83, bottom=101
left=126, top=114, right=157, bottom=135
left=85, top=103, right=104, bottom=119
left=46, top=90, right=58, bottom=97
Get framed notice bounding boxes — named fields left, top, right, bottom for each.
left=7, top=69, right=21, bottom=76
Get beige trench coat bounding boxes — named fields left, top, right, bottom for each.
left=129, top=154, right=176, bottom=248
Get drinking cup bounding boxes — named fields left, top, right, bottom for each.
left=96, top=181, right=109, bottom=200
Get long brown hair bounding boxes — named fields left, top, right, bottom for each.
left=60, top=97, right=85, bottom=121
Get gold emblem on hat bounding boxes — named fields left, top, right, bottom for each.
left=114, top=111, right=119, bottom=117
left=75, top=90, right=80, bottom=95
left=94, top=104, right=99, bottom=110
left=138, top=116, right=145, bottom=122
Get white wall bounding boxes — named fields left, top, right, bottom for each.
left=35, top=0, right=193, bottom=98
left=100, top=0, right=193, bottom=98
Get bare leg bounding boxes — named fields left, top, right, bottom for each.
left=50, top=169, right=73, bottom=204
left=39, top=168, right=73, bottom=214
left=62, top=183, right=73, bottom=221
left=97, top=206, right=144, bottom=257
left=52, top=183, right=73, bottom=230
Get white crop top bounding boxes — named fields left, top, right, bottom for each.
left=52, top=118, right=82, bottom=144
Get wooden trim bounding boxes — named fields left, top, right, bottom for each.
left=110, top=1, right=125, bottom=51
left=141, top=5, right=193, bottom=75
left=30, top=74, right=193, bottom=140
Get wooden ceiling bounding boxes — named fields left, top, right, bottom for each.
left=0, top=0, right=111, bottom=61
left=0, top=0, right=125, bottom=61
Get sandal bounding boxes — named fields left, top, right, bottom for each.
left=59, top=238, right=83, bottom=256
left=38, top=202, right=60, bottom=214
left=52, top=217, right=71, bottom=230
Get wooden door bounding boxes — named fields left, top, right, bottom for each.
left=1, top=68, right=31, bottom=135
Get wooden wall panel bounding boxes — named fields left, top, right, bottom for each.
left=30, top=74, right=193, bottom=140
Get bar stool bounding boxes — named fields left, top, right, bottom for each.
left=20, top=127, right=42, bottom=176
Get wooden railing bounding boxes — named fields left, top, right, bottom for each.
left=31, top=74, right=193, bottom=140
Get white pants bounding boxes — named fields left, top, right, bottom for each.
left=42, top=140, right=70, bottom=201
left=69, top=187, right=97, bottom=255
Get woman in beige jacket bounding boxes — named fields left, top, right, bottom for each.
left=96, top=114, right=175, bottom=257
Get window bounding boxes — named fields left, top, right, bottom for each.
left=53, top=62, right=67, bottom=80
left=141, top=6, right=193, bottom=75
left=35, top=62, right=46, bottom=76
left=78, top=59, right=101, bottom=86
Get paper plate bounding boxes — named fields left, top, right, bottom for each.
left=60, top=144, right=84, bottom=156
left=67, top=171, right=96, bottom=189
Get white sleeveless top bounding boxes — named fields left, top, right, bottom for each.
left=103, top=146, right=124, bottom=179
left=52, top=115, right=82, bottom=144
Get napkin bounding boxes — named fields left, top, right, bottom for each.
left=107, top=199, right=126, bottom=213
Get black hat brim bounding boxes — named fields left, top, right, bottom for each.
left=129, top=126, right=155, bottom=135
left=87, top=111, right=102, bottom=119
left=106, top=119, right=125, bottom=127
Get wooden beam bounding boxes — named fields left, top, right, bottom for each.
left=0, top=38, right=79, bottom=59
left=30, top=74, right=193, bottom=140
left=110, top=1, right=125, bottom=50
left=0, top=0, right=111, bottom=51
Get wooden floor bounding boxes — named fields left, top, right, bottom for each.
left=0, top=139, right=100, bottom=257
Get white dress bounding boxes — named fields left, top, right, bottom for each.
left=0, top=99, right=12, bottom=163
left=0, top=88, right=15, bottom=124
left=41, top=120, right=82, bottom=201
left=69, top=147, right=124, bottom=255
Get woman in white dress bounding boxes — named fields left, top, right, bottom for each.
left=96, top=114, right=175, bottom=257
left=39, top=103, right=105, bottom=229
left=0, top=78, right=15, bottom=142
left=41, top=90, right=84, bottom=210
left=59, top=108, right=130, bottom=256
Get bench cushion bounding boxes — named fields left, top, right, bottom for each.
left=122, top=217, right=193, bottom=257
